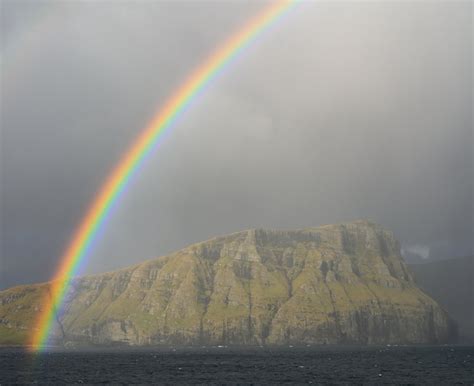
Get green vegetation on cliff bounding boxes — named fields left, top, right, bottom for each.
left=0, top=221, right=455, bottom=346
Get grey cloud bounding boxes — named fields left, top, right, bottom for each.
left=1, top=1, right=472, bottom=288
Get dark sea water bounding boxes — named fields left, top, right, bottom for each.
left=1, top=345, right=473, bottom=384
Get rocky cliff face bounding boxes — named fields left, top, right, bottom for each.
left=0, top=221, right=455, bottom=346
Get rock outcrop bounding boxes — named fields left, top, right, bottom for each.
left=0, top=221, right=456, bottom=346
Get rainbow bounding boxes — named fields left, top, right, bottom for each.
left=30, top=0, right=300, bottom=350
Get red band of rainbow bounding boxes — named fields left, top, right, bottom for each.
left=30, top=0, right=299, bottom=351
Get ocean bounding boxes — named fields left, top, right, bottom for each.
left=2, top=345, right=473, bottom=384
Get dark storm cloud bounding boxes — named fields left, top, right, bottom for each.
left=1, top=1, right=472, bottom=289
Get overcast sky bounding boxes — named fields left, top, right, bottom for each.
left=1, top=0, right=472, bottom=289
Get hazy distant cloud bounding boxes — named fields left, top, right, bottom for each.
left=402, top=244, right=430, bottom=260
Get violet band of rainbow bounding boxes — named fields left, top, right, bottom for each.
left=30, top=0, right=300, bottom=351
